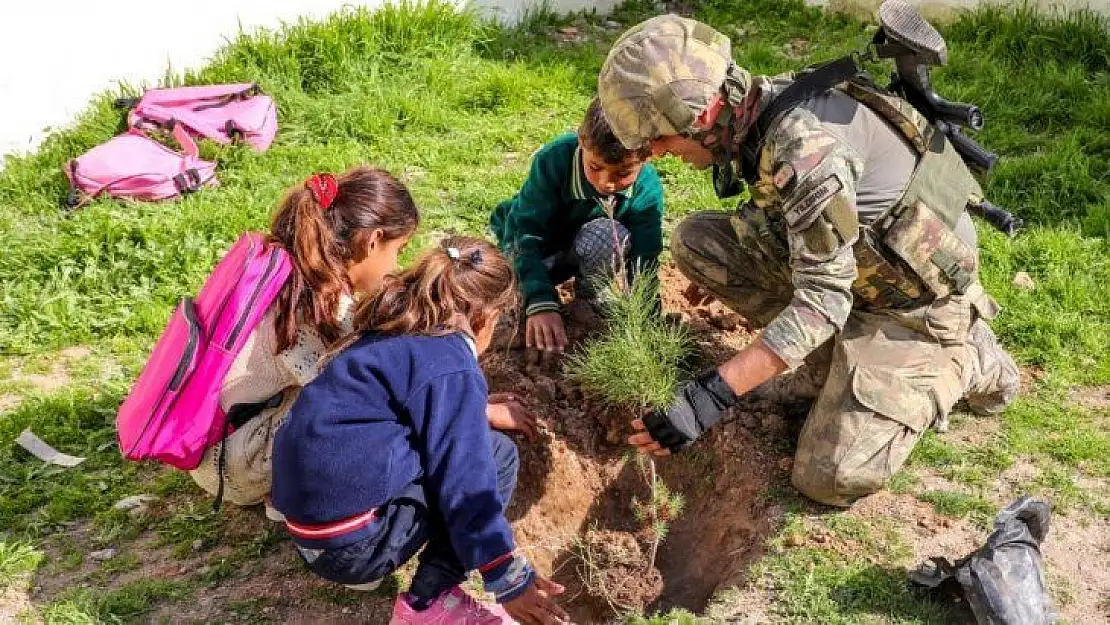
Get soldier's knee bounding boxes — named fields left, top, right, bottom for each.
left=670, top=212, right=733, bottom=285
left=669, top=214, right=699, bottom=267
left=791, top=456, right=887, bottom=508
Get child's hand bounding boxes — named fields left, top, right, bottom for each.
left=503, top=576, right=569, bottom=624
left=526, top=312, right=567, bottom=353
left=487, top=393, right=538, bottom=441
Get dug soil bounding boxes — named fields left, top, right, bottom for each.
left=484, top=264, right=785, bottom=622
left=24, top=264, right=789, bottom=624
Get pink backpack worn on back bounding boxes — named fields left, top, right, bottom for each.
left=117, top=233, right=292, bottom=473
left=123, top=83, right=278, bottom=152
left=64, top=123, right=217, bottom=207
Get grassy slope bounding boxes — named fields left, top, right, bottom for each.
left=0, top=0, right=1107, bottom=622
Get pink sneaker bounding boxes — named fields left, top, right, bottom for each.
left=388, top=586, right=516, bottom=624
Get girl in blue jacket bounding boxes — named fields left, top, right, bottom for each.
left=272, top=236, right=567, bottom=625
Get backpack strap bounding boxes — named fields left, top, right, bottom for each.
left=63, top=160, right=84, bottom=212
left=213, top=392, right=285, bottom=511
left=191, top=84, right=263, bottom=112
left=840, top=79, right=934, bottom=154
left=170, top=122, right=199, bottom=158
left=740, top=56, right=862, bottom=182
left=225, top=120, right=243, bottom=141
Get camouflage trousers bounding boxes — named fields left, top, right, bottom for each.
left=672, top=209, right=1008, bottom=507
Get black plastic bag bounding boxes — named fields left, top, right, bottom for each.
left=909, top=496, right=1058, bottom=624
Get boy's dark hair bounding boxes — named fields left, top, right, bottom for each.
left=579, top=96, right=652, bottom=164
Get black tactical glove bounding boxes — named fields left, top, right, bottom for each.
left=642, top=368, right=739, bottom=453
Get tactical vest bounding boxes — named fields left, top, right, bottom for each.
left=747, top=74, right=996, bottom=317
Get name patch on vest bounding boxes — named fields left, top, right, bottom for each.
left=784, top=174, right=844, bottom=230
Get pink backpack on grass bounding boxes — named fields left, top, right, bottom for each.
left=64, top=123, right=217, bottom=208
left=116, top=233, right=292, bottom=475
left=122, top=83, right=277, bottom=152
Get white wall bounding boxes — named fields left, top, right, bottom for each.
left=0, top=0, right=615, bottom=160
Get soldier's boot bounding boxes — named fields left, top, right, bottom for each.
left=962, top=319, right=1020, bottom=415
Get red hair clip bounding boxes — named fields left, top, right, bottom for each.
left=306, top=173, right=339, bottom=209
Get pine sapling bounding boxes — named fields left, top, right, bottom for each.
left=567, top=202, right=692, bottom=572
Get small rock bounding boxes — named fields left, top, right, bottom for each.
left=178, top=565, right=190, bottom=575
left=777, top=457, right=793, bottom=473
left=603, top=19, right=622, bottom=30
left=342, top=608, right=352, bottom=614
left=191, top=539, right=204, bottom=552
left=740, top=412, right=760, bottom=429
left=1012, top=271, right=1036, bottom=291
left=113, top=494, right=158, bottom=511
left=558, top=26, right=579, bottom=36
left=263, top=607, right=273, bottom=614
left=785, top=533, right=805, bottom=548
left=782, top=37, right=810, bottom=58
left=89, top=548, right=116, bottom=561
left=760, top=415, right=782, bottom=431
left=710, top=312, right=742, bottom=331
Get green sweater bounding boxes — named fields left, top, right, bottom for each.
left=490, top=133, right=665, bottom=315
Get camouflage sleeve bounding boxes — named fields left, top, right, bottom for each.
left=753, top=109, right=864, bottom=371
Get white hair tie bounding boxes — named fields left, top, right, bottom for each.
left=446, top=247, right=461, bottom=260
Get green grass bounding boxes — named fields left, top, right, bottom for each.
left=627, top=609, right=702, bottom=625
left=53, top=578, right=195, bottom=622
left=36, top=601, right=100, bottom=625
left=0, top=540, right=44, bottom=585
left=1, top=0, right=1108, bottom=622
left=717, top=514, right=953, bottom=624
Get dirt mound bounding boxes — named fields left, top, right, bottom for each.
left=484, top=265, right=783, bottom=622
left=568, top=529, right=664, bottom=614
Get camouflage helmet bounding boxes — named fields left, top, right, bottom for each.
left=598, top=15, right=743, bottom=150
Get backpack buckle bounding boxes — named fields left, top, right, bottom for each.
left=225, top=120, right=243, bottom=141
left=173, top=169, right=204, bottom=194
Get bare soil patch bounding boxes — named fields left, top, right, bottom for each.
left=24, top=266, right=784, bottom=623
left=1070, top=385, right=1110, bottom=412
left=484, top=265, right=781, bottom=622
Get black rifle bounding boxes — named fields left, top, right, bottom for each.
left=871, top=0, right=1022, bottom=235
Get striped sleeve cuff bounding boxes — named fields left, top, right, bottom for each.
left=481, top=554, right=536, bottom=603
left=525, top=300, right=561, bottom=316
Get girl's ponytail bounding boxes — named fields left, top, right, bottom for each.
left=355, top=236, right=516, bottom=338
left=269, top=167, right=419, bottom=352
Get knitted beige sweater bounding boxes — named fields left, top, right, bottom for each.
left=189, top=297, right=353, bottom=505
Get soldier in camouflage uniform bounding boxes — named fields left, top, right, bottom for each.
left=600, top=15, right=1019, bottom=507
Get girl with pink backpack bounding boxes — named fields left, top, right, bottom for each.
left=187, top=166, right=421, bottom=511
left=117, top=165, right=539, bottom=516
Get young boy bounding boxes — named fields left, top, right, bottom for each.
left=490, top=96, right=665, bottom=354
